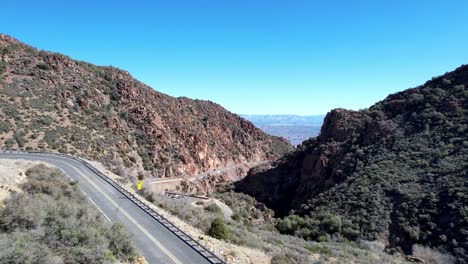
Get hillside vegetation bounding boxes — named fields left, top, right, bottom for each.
left=0, top=165, right=137, bottom=263
left=237, top=65, right=468, bottom=263
left=0, top=34, right=291, bottom=185
left=151, top=190, right=413, bottom=263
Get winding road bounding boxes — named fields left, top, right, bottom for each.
left=0, top=151, right=223, bottom=264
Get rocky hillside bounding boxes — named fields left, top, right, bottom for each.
left=236, top=65, right=468, bottom=262
left=0, top=34, right=292, bottom=183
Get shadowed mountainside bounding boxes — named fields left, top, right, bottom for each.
left=236, top=65, right=468, bottom=262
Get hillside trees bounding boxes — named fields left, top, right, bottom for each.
left=237, top=66, right=468, bottom=262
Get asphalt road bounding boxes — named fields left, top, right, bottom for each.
left=0, top=152, right=212, bottom=264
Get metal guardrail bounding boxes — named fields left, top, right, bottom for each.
left=165, top=191, right=210, bottom=200
left=0, top=150, right=226, bottom=264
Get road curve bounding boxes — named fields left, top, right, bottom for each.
left=0, top=151, right=221, bottom=264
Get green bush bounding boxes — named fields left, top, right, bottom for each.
left=205, top=203, right=222, bottom=214
left=14, top=132, right=25, bottom=148
left=231, top=212, right=242, bottom=222
left=207, top=218, right=229, bottom=240
left=4, top=138, right=15, bottom=148
left=36, top=63, right=50, bottom=71
left=304, top=245, right=332, bottom=256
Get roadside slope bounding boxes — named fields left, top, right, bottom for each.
left=0, top=162, right=139, bottom=263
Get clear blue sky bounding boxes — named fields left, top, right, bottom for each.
left=2, top=0, right=468, bottom=115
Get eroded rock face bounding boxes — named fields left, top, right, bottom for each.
left=0, top=34, right=293, bottom=182
left=235, top=107, right=366, bottom=215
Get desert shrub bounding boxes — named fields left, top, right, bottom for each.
left=276, top=212, right=359, bottom=242
left=270, top=252, right=310, bottom=264
left=205, top=203, right=222, bottom=214
left=2, top=82, right=24, bottom=98
left=14, top=132, right=25, bottom=148
left=216, top=191, right=274, bottom=225
left=0, top=165, right=137, bottom=263
left=154, top=195, right=214, bottom=232
left=0, top=59, right=6, bottom=74
left=231, top=212, right=242, bottom=222
left=208, top=218, right=229, bottom=240
left=36, top=63, right=50, bottom=71
left=304, top=245, right=332, bottom=256
left=38, top=116, right=54, bottom=126
left=43, top=129, right=60, bottom=149
left=111, top=161, right=128, bottom=177
left=4, top=138, right=15, bottom=148
left=0, top=232, right=58, bottom=264
left=106, top=223, right=137, bottom=261
left=140, top=188, right=155, bottom=203
left=0, top=121, right=9, bottom=133
left=1, top=104, right=20, bottom=120
left=412, top=244, right=456, bottom=264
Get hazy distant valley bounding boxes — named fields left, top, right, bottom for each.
left=241, top=115, right=325, bottom=146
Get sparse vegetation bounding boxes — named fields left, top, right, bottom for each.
left=412, top=244, right=456, bottom=264
left=0, top=33, right=291, bottom=185
left=152, top=191, right=410, bottom=263
left=0, top=165, right=137, bottom=263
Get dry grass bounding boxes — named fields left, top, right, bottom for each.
left=0, top=159, right=44, bottom=205
left=412, top=244, right=456, bottom=264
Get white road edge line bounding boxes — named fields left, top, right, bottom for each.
left=85, top=192, right=112, bottom=223
left=0, top=154, right=185, bottom=264
left=41, top=160, right=113, bottom=223
left=54, top=160, right=183, bottom=264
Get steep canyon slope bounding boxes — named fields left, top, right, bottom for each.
left=237, top=65, right=468, bottom=262
left=0, top=34, right=292, bottom=186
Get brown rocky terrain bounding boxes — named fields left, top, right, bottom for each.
left=0, top=34, right=292, bottom=192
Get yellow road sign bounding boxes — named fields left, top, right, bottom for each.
left=137, top=181, right=143, bottom=190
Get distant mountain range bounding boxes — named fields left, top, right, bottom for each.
left=240, top=115, right=325, bottom=145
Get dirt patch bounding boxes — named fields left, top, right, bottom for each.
left=213, top=198, right=233, bottom=220
left=0, top=159, right=47, bottom=205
